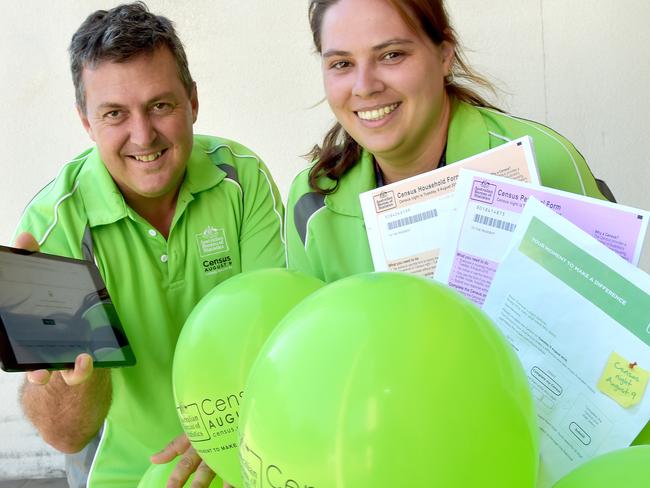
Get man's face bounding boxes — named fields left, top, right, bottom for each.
left=78, top=46, right=198, bottom=204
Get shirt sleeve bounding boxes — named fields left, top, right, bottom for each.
left=553, top=139, right=607, bottom=200
left=513, top=118, right=607, bottom=201
left=285, top=172, right=320, bottom=279
left=238, top=157, right=286, bottom=272
left=13, top=184, right=86, bottom=259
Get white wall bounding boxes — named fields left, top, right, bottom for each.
left=1, top=0, right=649, bottom=479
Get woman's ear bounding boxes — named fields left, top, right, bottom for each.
left=440, top=40, right=455, bottom=76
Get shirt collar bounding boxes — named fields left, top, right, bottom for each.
left=181, top=138, right=226, bottom=195
left=79, top=138, right=225, bottom=227
left=446, top=97, right=491, bottom=163
left=324, top=149, right=376, bottom=218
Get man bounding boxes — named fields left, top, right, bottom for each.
left=16, top=3, right=284, bottom=487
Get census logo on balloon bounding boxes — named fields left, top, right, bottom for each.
left=240, top=438, right=315, bottom=488
left=176, top=391, right=243, bottom=445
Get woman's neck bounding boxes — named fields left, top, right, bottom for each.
left=375, top=95, right=451, bottom=185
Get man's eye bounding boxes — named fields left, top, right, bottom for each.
left=105, top=110, right=121, bottom=119
left=152, top=102, right=172, bottom=112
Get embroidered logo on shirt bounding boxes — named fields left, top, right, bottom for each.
left=196, top=226, right=229, bottom=256
left=196, top=226, right=233, bottom=275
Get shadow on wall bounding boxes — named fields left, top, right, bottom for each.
left=0, top=479, right=67, bottom=488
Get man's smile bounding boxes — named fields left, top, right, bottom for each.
left=129, top=150, right=165, bottom=162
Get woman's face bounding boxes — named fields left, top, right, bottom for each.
left=320, top=0, right=453, bottom=166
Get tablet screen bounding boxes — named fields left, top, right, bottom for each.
left=0, top=246, right=135, bottom=371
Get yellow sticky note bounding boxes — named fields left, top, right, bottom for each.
left=597, top=352, right=650, bottom=408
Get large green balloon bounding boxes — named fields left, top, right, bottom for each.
left=238, top=272, right=539, bottom=488
left=553, top=446, right=650, bottom=487
left=173, top=268, right=324, bottom=487
left=137, top=458, right=223, bottom=487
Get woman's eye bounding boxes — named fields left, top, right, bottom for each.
left=382, top=51, right=403, bottom=62
left=330, top=60, right=351, bottom=70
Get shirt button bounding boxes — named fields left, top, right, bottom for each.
left=148, top=229, right=157, bottom=237
left=160, top=254, right=169, bottom=263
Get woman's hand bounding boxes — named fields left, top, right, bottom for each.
left=151, top=432, right=222, bottom=487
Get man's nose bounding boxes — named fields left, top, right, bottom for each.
left=129, top=112, right=157, bottom=147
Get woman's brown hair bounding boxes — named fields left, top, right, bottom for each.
left=307, top=0, right=498, bottom=193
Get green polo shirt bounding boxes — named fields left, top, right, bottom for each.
left=286, top=98, right=605, bottom=283
left=15, top=135, right=285, bottom=487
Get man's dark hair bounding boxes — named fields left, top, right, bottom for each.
left=69, top=1, right=194, bottom=112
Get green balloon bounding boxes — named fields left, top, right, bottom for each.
left=239, top=272, right=539, bottom=488
left=173, top=268, right=324, bottom=487
left=553, top=446, right=650, bottom=487
left=137, top=458, right=223, bottom=487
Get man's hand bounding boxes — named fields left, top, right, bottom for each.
left=16, top=231, right=111, bottom=453
left=14, top=231, right=39, bottom=251
left=151, top=433, right=229, bottom=488
left=26, top=352, right=95, bottom=386
left=13, top=232, right=96, bottom=387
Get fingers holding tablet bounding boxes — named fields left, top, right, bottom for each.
left=60, top=353, right=95, bottom=385
left=0, top=245, right=136, bottom=372
left=26, top=352, right=95, bottom=386
left=14, top=232, right=39, bottom=252
left=26, top=368, right=51, bottom=385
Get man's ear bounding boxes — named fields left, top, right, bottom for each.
left=76, top=104, right=95, bottom=142
left=190, top=82, right=199, bottom=123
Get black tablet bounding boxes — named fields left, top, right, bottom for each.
left=0, top=245, right=136, bottom=372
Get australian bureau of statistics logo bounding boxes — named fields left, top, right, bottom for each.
left=196, top=225, right=233, bottom=275
left=176, top=391, right=243, bottom=457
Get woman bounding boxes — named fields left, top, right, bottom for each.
left=286, top=0, right=608, bottom=283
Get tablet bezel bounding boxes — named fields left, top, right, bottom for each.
left=0, top=245, right=136, bottom=372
